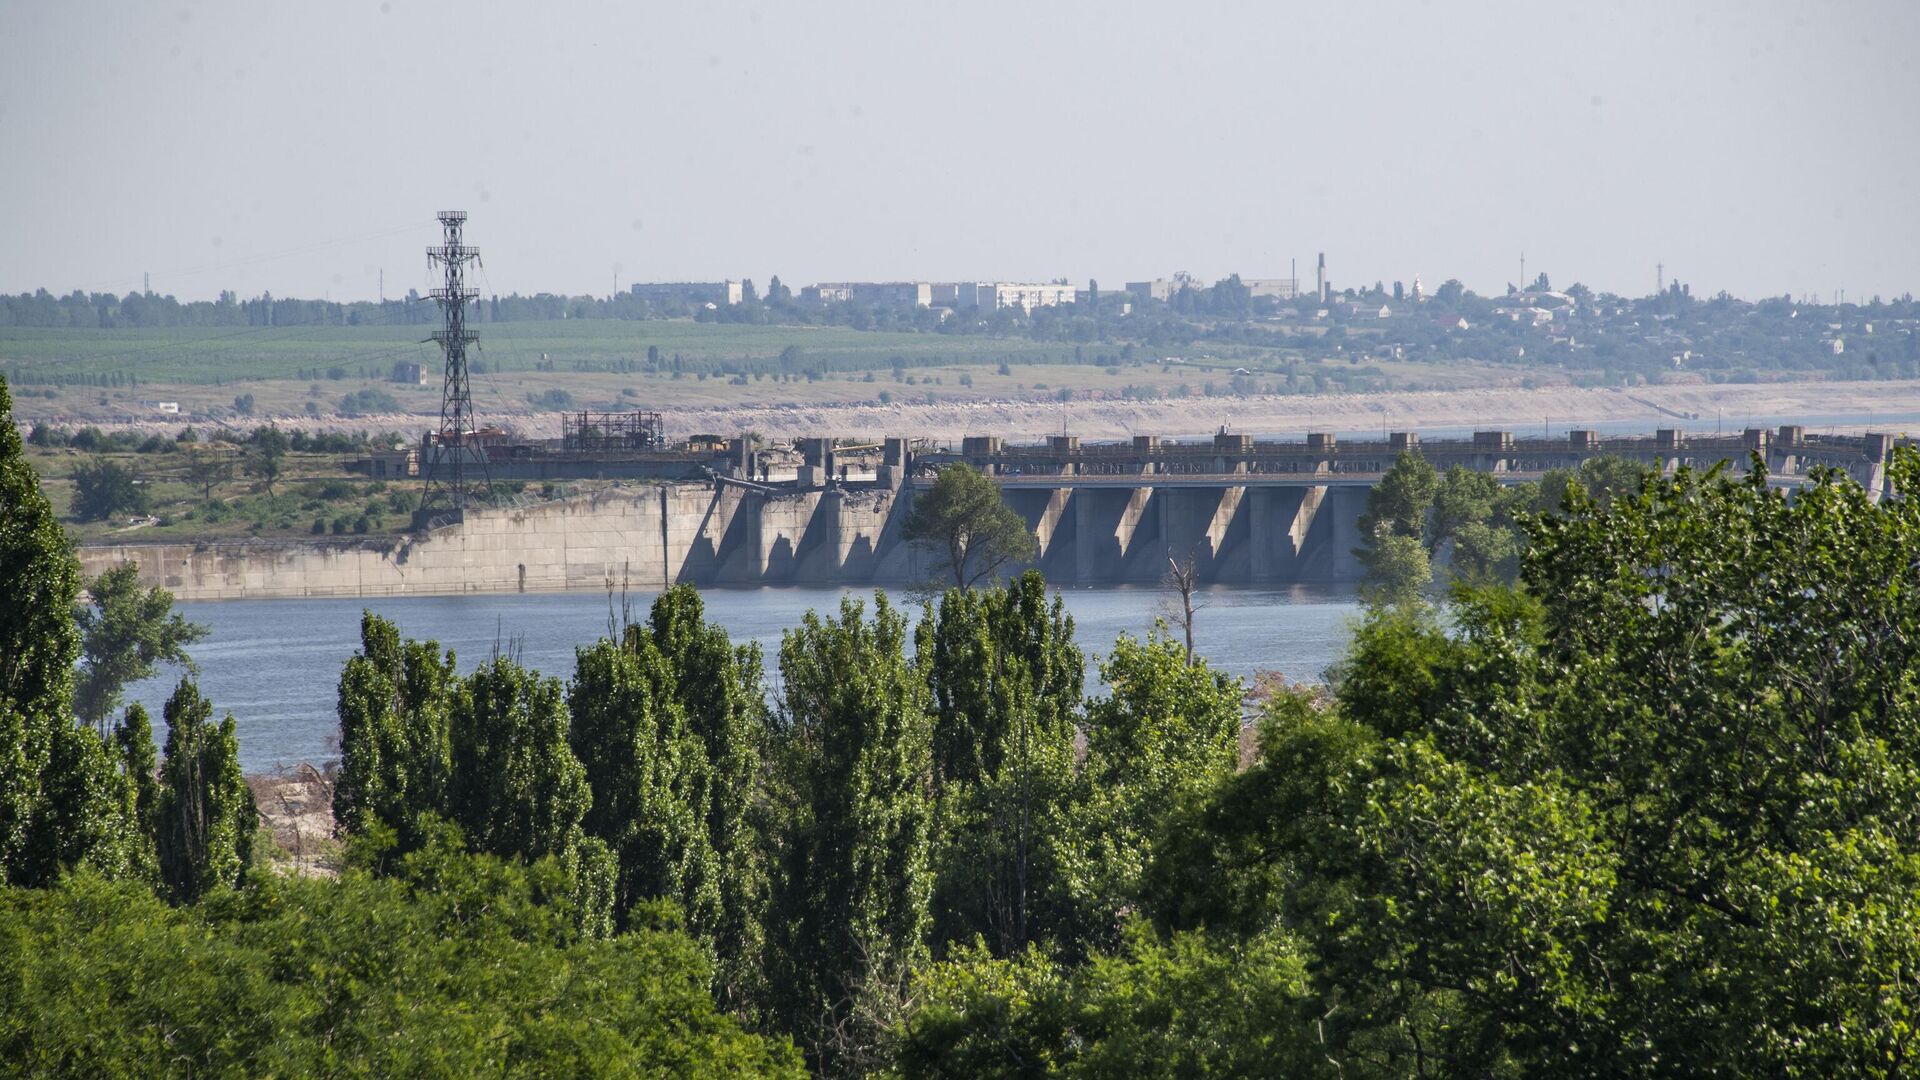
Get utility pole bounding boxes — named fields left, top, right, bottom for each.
left=1657, top=261, right=1665, bottom=295
left=415, top=210, right=490, bottom=528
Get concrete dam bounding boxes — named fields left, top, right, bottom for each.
left=83, top=426, right=1898, bottom=601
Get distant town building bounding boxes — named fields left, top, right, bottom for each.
left=955, top=282, right=1077, bottom=311
left=391, top=361, right=429, bottom=385
left=1241, top=277, right=1300, bottom=300
left=152, top=401, right=179, bottom=414
left=802, top=282, right=933, bottom=307
left=1493, top=305, right=1556, bottom=326
left=1126, top=279, right=1179, bottom=303
left=629, top=281, right=743, bottom=307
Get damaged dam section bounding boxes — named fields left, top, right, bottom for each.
left=81, top=425, right=1898, bottom=601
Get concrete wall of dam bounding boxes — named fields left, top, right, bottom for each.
left=86, top=423, right=1896, bottom=601
left=79, top=479, right=1372, bottom=601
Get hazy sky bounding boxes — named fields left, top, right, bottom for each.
left=3, top=0, right=1916, bottom=302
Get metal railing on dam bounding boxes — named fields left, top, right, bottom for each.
left=917, top=425, right=1897, bottom=486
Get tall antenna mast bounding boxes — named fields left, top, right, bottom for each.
left=416, top=210, right=490, bottom=527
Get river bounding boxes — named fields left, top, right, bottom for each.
left=121, top=585, right=1363, bottom=772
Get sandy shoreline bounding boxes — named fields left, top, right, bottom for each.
left=653, top=380, right=1920, bottom=442
left=24, top=379, right=1920, bottom=445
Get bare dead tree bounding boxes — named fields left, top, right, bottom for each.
left=1160, top=547, right=1207, bottom=666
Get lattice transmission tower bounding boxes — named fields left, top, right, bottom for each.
left=416, top=210, right=491, bottom=527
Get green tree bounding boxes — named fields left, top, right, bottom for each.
left=70, top=456, right=149, bottom=521
left=918, top=572, right=1083, bottom=955
left=249, top=425, right=289, bottom=495
left=644, top=584, right=773, bottom=1010
left=0, top=837, right=804, bottom=1076
left=1448, top=518, right=1523, bottom=583
left=894, top=926, right=1323, bottom=1079
left=72, top=562, right=208, bottom=729
left=448, top=655, right=592, bottom=863
left=1356, top=451, right=1437, bottom=542
left=1355, top=453, right=1440, bottom=602
left=903, top=463, right=1037, bottom=590
left=0, top=375, right=79, bottom=879
left=333, top=612, right=455, bottom=847
left=1533, top=454, right=1650, bottom=514
left=569, top=626, right=722, bottom=941
left=1428, top=464, right=1503, bottom=553
left=1156, top=454, right=1920, bottom=1075
left=334, top=618, right=613, bottom=935
left=0, top=375, right=143, bottom=889
left=1061, top=629, right=1242, bottom=955
left=154, top=678, right=255, bottom=903
left=183, top=445, right=233, bottom=498
left=113, top=702, right=162, bottom=883
left=770, top=594, right=935, bottom=1073
left=1355, top=530, right=1431, bottom=605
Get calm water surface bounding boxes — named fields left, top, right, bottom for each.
left=125, top=585, right=1362, bottom=772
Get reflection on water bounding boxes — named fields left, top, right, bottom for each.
left=125, top=585, right=1363, bottom=772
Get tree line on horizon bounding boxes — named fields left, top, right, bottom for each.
left=8, top=365, right=1920, bottom=1075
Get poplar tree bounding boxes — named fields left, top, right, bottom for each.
left=335, top=621, right=613, bottom=934
left=155, top=678, right=255, bottom=903
left=771, top=594, right=935, bottom=1072
left=919, top=571, right=1083, bottom=955
left=0, top=376, right=77, bottom=883
left=0, top=375, right=144, bottom=887
left=447, top=655, right=591, bottom=863
left=569, top=627, right=721, bottom=937
left=645, top=584, right=772, bottom=1008
left=333, top=613, right=455, bottom=846
left=113, top=702, right=161, bottom=883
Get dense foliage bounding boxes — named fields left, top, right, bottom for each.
left=0, top=831, right=803, bottom=1076
left=12, top=360, right=1920, bottom=1075
left=1356, top=450, right=1650, bottom=599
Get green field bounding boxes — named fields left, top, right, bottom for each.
left=0, top=320, right=1091, bottom=385
left=0, top=319, right=1522, bottom=426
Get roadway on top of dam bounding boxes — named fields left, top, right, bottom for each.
left=903, top=469, right=1814, bottom=491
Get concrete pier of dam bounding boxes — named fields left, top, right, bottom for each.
left=82, top=425, right=1901, bottom=601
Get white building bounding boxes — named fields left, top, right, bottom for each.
left=1241, top=277, right=1300, bottom=300
left=956, top=282, right=1076, bottom=311
left=803, top=282, right=933, bottom=307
